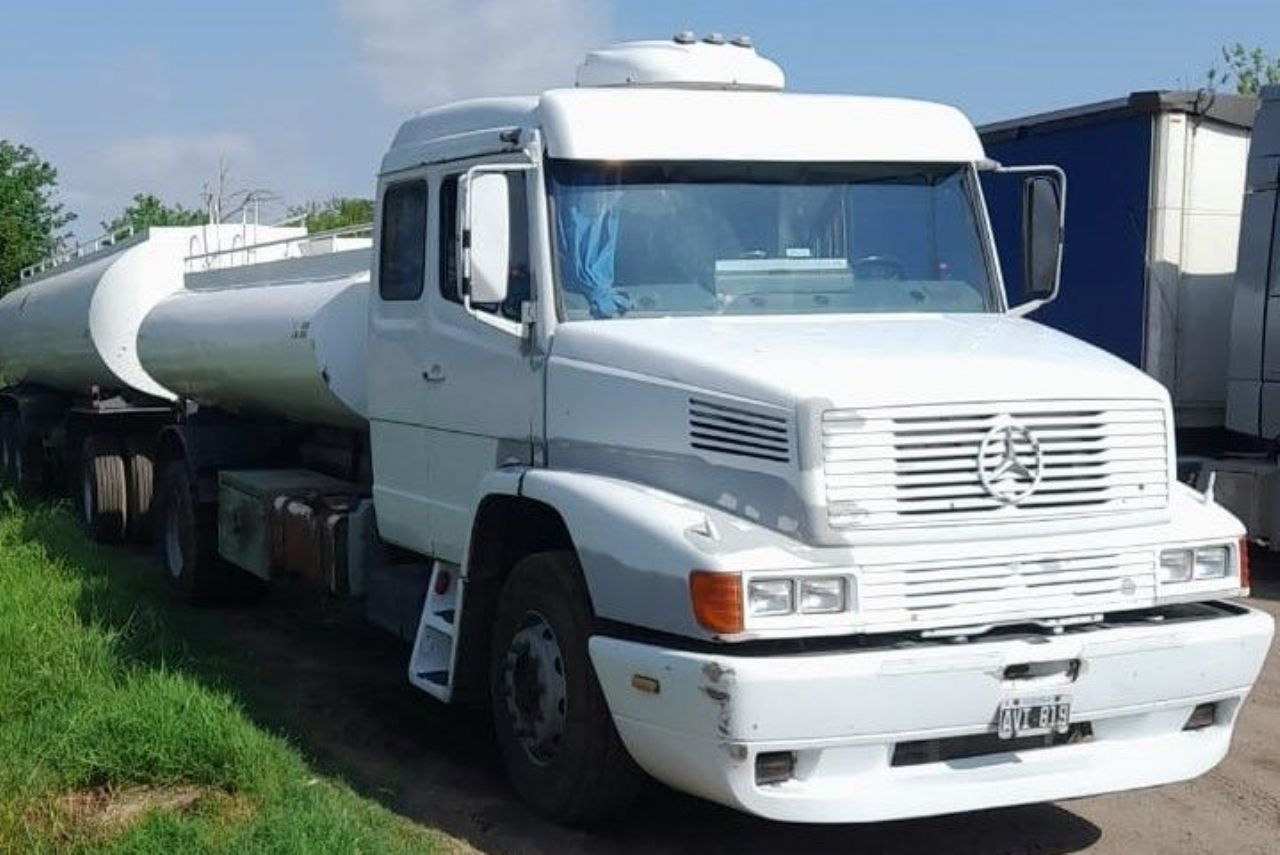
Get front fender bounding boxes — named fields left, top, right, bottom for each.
left=518, top=469, right=831, bottom=640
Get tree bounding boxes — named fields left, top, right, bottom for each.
left=286, top=197, right=374, bottom=233
left=1206, top=44, right=1280, bottom=96
left=0, top=140, right=75, bottom=292
left=100, top=193, right=206, bottom=234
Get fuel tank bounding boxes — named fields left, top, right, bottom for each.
left=0, top=225, right=292, bottom=399
left=137, top=245, right=370, bottom=428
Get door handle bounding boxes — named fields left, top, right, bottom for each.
left=422, top=364, right=446, bottom=383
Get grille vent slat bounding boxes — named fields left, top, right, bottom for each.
left=857, top=549, right=1157, bottom=630
left=823, top=401, right=1168, bottom=529
left=689, top=398, right=791, bottom=463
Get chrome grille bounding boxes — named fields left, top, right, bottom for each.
left=858, top=549, right=1157, bottom=630
left=823, top=400, right=1169, bottom=529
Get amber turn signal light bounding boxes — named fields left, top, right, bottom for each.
left=1240, top=537, right=1251, bottom=590
left=689, top=571, right=743, bottom=634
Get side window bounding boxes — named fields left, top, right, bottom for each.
left=439, top=171, right=530, bottom=321
left=379, top=180, right=428, bottom=301
left=439, top=175, right=461, bottom=303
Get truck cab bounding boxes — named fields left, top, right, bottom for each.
left=361, top=38, right=1273, bottom=822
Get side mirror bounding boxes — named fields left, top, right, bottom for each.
left=464, top=172, right=511, bottom=305
left=1021, top=173, right=1064, bottom=305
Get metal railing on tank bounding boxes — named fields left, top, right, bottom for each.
left=183, top=223, right=374, bottom=273
left=18, top=225, right=138, bottom=283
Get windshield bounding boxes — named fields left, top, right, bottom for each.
left=548, top=160, right=998, bottom=320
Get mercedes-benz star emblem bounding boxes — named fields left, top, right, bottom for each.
left=977, top=421, right=1044, bottom=505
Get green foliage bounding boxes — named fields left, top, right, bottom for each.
left=0, top=495, right=447, bottom=853
left=287, top=197, right=373, bottom=233
left=0, top=140, right=74, bottom=292
left=100, top=193, right=207, bottom=235
left=1206, top=43, right=1280, bottom=96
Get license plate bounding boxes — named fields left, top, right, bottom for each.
left=997, top=695, right=1071, bottom=740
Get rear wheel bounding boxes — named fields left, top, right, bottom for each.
left=489, top=551, right=644, bottom=824
left=123, top=437, right=155, bottom=543
left=157, top=461, right=227, bottom=605
left=79, top=434, right=128, bottom=543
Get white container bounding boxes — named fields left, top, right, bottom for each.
left=138, top=248, right=371, bottom=429
left=0, top=225, right=300, bottom=400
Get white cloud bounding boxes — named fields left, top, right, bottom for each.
left=102, top=132, right=254, bottom=188
left=338, top=0, right=610, bottom=110
left=52, top=131, right=264, bottom=233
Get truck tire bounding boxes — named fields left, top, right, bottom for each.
left=489, top=550, right=644, bottom=824
left=157, top=461, right=228, bottom=606
left=79, top=434, right=128, bottom=543
left=123, top=437, right=155, bottom=544
left=0, top=412, right=16, bottom=484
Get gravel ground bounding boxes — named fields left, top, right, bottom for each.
left=178, top=557, right=1280, bottom=855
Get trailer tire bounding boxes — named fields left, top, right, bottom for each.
left=157, top=461, right=227, bottom=606
left=489, top=550, right=644, bottom=824
left=79, top=434, right=128, bottom=543
left=123, top=437, right=155, bottom=544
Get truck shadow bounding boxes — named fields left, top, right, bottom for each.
left=1247, top=546, right=1280, bottom=602
left=23, top=506, right=1102, bottom=855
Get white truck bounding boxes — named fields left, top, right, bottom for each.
left=0, top=36, right=1273, bottom=825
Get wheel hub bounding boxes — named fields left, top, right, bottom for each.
left=503, top=610, right=568, bottom=766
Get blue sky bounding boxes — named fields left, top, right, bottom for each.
left=1, top=1, right=1276, bottom=238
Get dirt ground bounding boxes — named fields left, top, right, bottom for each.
left=185, top=557, right=1280, bottom=855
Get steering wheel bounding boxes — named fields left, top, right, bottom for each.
left=851, top=255, right=907, bottom=281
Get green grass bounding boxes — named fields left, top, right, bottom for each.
left=0, top=492, right=450, bottom=854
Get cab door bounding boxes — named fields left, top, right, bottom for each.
left=368, top=154, right=539, bottom=563
left=368, top=172, right=438, bottom=553
left=416, top=158, right=539, bottom=563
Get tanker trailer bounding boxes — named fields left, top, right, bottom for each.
left=0, top=223, right=307, bottom=539
left=133, top=232, right=374, bottom=604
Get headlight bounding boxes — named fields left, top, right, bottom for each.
left=748, top=579, right=794, bottom=616
left=799, top=577, right=846, bottom=613
left=1159, top=549, right=1193, bottom=583
left=742, top=574, right=855, bottom=620
left=1158, top=544, right=1235, bottom=584
left=1193, top=546, right=1230, bottom=579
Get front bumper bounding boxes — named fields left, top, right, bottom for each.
left=589, top=603, right=1274, bottom=823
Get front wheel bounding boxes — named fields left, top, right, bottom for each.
left=489, top=551, right=643, bottom=824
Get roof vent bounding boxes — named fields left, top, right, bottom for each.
left=576, top=38, right=784, bottom=91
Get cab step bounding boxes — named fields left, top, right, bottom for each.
left=407, top=560, right=463, bottom=702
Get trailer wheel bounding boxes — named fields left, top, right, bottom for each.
left=157, top=461, right=228, bottom=606
left=79, top=434, right=128, bottom=543
left=489, top=551, right=643, bottom=824
left=123, top=437, right=155, bottom=544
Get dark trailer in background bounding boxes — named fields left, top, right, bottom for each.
left=980, top=91, right=1256, bottom=436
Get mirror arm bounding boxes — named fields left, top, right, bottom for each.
left=1008, top=297, right=1049, bottom=319
left=993, top=164, right=1067, bottom=231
